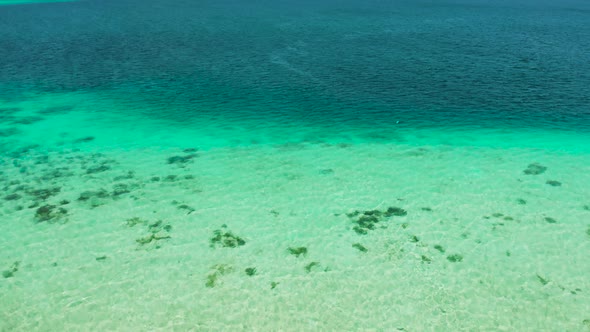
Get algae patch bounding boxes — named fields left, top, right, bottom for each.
left=210, top=225, right=246, bottom=248
left=287, top=246, right=308, bottom=257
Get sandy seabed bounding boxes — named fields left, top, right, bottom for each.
left=1, top=93, right=590, bottom=331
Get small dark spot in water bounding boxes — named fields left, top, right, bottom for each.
left=523, top=163, right=547, bottom=175
left=28, top=187, right=61, bottom=200
left=447, top=254, right=463, bottom=263
left=537, top=274, right=549, bottom=285
left=164, top=175, right=178, bottom=182
left=126, top=217, right=147, bottom=227
left=178, top=204, right=195, bottom=214
left=545, top=217, right=557, bottom=224
left=421, top=207, right=433, bottom=212
left=167, top=154, right=197, bottom=165
left=385, top=207, right=407, bottom=217
left=38, top=105, right=74, bottom=115
left=114, top=171, right=134, bottom=181
left=546, top=180, right=562, bottom=187
left=245, top=267, right=256, bottom=276
left=41, top=168, right=74, bottom=181
left=319, top=168, right=334, bottom=175
left=4, top=193, right=21, bottom=201
left=9, top=144, right=39, bottom=158
left=2, top=261, right=20, bottom=278
left=35, top=155, right=50, bottom=165
left=304, top=261, right=320, bottom=273
left=74, top=136, right=95, bottom=143
left=353, top=226, right=368, bottom=235
left=95, top=256, right=107, bottom=261
left=112, top=184, right=130, bottom=196
left=13, top=116, right=44, bottom=125
left=0, top=127, right=21, bottom=137
left=78, top=190, right=109, bottom=201
left=433, top=245, right=445, bottom=253
left=0, top=107, right=21, bottom=114
left=86, top=165, right=111, bottom=174
left=352, top=243, right=368, bottom=252
left=34, top=205, right=67, bottom=223
left=210, top=227, right=246, bottom=248
left=287, top=246, right=308, bottom=257
left=516, top=198, right=527, bottom=205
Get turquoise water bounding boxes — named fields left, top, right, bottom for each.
left=1, top=0, right=590, bottom=330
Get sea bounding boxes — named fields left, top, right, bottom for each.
left=1, top=0, right=589, bottom=330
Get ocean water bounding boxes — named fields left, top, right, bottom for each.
left=1, top=0, right=590, bottom=330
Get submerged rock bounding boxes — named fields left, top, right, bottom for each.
left=287, top=246, right=308, bottom=257
left=4, top=193, right=21, bottom=201
left=28, top=187, right=61, bottom=200
left=304, top=261, right=321, bottom=273
left=523, top=163, right=547, bottom=175
left=2, top=261, right=19, bottom=278
left=205, top=264, right=233, bottom=288
left=384, top=207, right=407, bottom=217
left=319, top=168, right=334, bottom=175
left=545, top=217, right=557, bottom=224
left=0, top=128, right=21, bottom=137
left=112, top=184, right=131, bottom=197
left=347, top=206, right=407, bottom=234
left=13, top=116, right=44, bottom=125
left=352, top=243, right=368, bottom=252
left=446, top=254, right=463, bottom=263
left=77, top=189, right=110, bottom=208
left=167, top=153, right=198, bottom=165
left=78, top=190, right=109, bottom=201
left=73, top=136, right=95, bottom=143
left=136, top=233, right=171, bottom=245
left=210, top=227, right=246, bottom=248
left=34, top=205, right=67, bottom=223
left=113, top=171, right=134, bottom=181
left=38, top=105, right=74, bottom=115
left=86, top=165, right=111, bottom=174
left=433, top=245, right=445, bottom=253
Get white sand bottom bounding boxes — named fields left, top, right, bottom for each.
left=1, top=92, right=589, bottom=331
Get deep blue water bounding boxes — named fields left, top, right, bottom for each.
left=1, top=0, right=590, bottom=130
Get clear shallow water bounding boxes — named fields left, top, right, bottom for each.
left=1, top=1, right=590, bottom=331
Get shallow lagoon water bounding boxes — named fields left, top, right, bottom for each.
left=1, top=1, right=590, bottom=331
